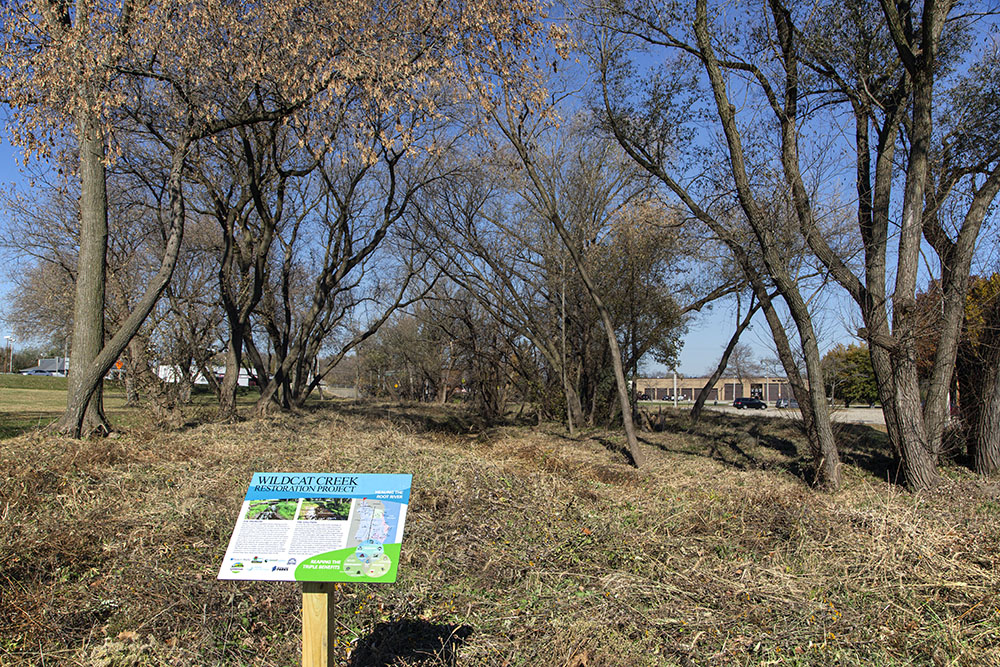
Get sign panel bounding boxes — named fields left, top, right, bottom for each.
left=218, top=472, right=411, bottom=583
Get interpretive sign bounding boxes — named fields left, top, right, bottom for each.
left=218, top=472, right=411, bottom=583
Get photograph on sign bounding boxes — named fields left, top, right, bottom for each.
left=218, top=473, right=411, bottom=583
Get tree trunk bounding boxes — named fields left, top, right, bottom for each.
left=242, top=329, right=270, bottom=395
left=493, top=106, right=644, bottom=466
left=563, top=375, right=584, bottom=434
left=692, top=0, right=839, bottom=487
left=124, top=337, right=145, bottom=406
left=57, top=109, right=111, bottom=436
left=56, top=140, right=191, bottom=437
left=956, top=295, right=1000, bottom=476
left=557, top=238, right=643, bottom=465
left=797, top=316, right=842, bottom=489
left=595, top=285, right=643, bottom=465
left=973, top=364, right=1000, bottom=476
left=255, top=362, right=287, bottom=416
left=217, top=332, right=244, bottom=422
left=892, top=356, right=940, bottom=488
left=866, top=311, right=941, bottom=489
left=882, top=5, right=947, bottom=490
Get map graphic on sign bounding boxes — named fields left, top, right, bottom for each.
left=349, top=499, right=400, bottom=545
left=342, top=499, right=402, bottom=577
left=217, top=473, right=410, bottom=583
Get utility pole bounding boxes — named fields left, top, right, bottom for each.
left=673, top=369, right=678, bottom=408
left=4, top=336, right=15, bottom=373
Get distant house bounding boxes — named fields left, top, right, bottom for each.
left=19, top=357, right=69, bottom=375
left=157, top=365, right=255, bottom=387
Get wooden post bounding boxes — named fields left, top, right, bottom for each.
left=302, top=582, right=336, bottom=666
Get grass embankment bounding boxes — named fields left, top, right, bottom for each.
left=1, top=402, right=998, bottom=666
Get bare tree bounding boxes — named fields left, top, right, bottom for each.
left=1, top=0, right=553, bottom=436
left=586, top=0, right=1000, bottom=488
left=249, top=109, right=446, bottom=414
left=591, top=5, right=844, bottom=486
left=479, top=113, right=692, bottom=465
left=766, top=0, right=1000, bottom=486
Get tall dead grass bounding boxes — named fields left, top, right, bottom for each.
left=1, top=404, right=997, bottom=666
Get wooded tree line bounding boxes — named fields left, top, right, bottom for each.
left=1, top=0, right=998, bottom=489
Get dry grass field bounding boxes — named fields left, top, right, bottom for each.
left=1, top=400, right=998, bottom=666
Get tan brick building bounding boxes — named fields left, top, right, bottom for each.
left=635, top=375, right=792, bottom=403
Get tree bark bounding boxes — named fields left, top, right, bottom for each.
left=217, top=329, right=244, bottom=422
left=956, top=279, right=1000, bottom=476
left=563, top=374, right=585, bottom=433
left=972, top=364, right=1000, bottom=476
left=56, top=140, right=192, bottom=437
left=57, top=108, right=111, bottom=435
left=123, top=337, right=144, bottom=406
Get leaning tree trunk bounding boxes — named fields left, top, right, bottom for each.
left=57, top=108, right=111, bottom=435
left=540, top=212, right=643, bottom=465
left=559, top=241, right=643, bottom=466
left=799, top=326, right=842, bottom=489
left=691, top=298, right=759, bottom=423
left=691, top=2, right=838, bottom=488
left=590, top=280, right=643, bottom=465
left=496, top=113, right=644, bottom=467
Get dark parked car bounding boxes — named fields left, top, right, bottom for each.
left=733, top=397, right=767, bottom=410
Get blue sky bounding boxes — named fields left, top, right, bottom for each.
left=0, top=133, right=23, bottom=343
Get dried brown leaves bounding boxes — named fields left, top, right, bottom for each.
left=0, top=0, right=558, bottom=161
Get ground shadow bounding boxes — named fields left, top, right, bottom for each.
left=326, top=401, right=483, bottom=435
left=325, top=400, right=552, bottom=438
left=637, top=410, right=819, bottom=484
left=640, top=408, right=910, bottom=485
left=746, top=424, right=799, bottom=457
left=833, top=422, right=902, bottom=484
left=594, top=436, right=639, bottom=467
left=349, top=619, right=473, bottom=667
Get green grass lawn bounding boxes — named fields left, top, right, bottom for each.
left=2, top=374, right=101, bottom=437
left=0, top=376, right=285, bottom=439
left=0, top=387, right=135, bottom=435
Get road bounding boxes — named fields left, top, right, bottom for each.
left=645, top=402, right=887, bottom=426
